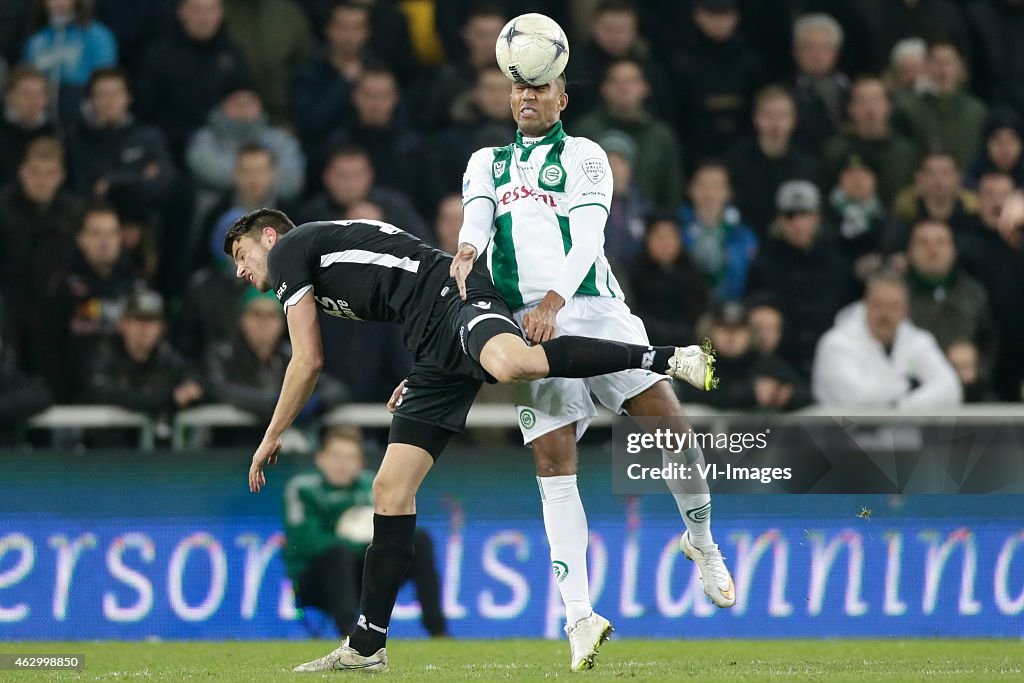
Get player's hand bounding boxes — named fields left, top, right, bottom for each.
left=249, top=436, right=282, bottom=493
left=998, top=190, right=1024, bottom=248
left=387, top=379, right=408, bottom=413
left=450, top=244, right=477, bottom=300
left=523, top=291, right=564, bottom=343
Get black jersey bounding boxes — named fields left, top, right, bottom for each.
left=268, top=220, right=450, bottom=350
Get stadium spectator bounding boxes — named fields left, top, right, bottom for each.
left=205, top=288, right=348, bottom=424
left=959, top=172, right=1024, bottom=401
left=222, top=0, right=312, bottom=122
left=671, top=0, right=764, bottom=160
left=966, top=107, right=1024, bottom=188
left=679, top=160, right=757, bottom=302
left=565, top=0, right=669, bottom=121
left=324, top=66, right=426, bottom=213
left=824, top=154, right=891, bottom=284
left=858, top=0, right=966, bottom=74
left=963, top=0, right=1024, bottom=117
left=600, top=131, right=653, bottom=263
left=85, top=289, right=204, bottom=420
left=192, top=143, right=285, bottom=274
left=0, top=67, right=54, bottom=185
left=175, top=218, right=247, bottom=363
left=133, top=0, right=250, bottom=159
left=0, top=138, right=83, bottom=380
left=625, top=214, right=709, bottom=346
left=433, top=194, right=462, bottom=255
left=725, top=86, right=819, bottom=236
left=186, top=81, right=305, bottom=207
left=283, top=426, right=447, bottom=638
left=821, top=77, right=918, bottom=209
left=904, top=219, right=996, bottom=361
left=890, top=152, right=977, bottom=249
left=678, top=301, right=809, bottom=411
left=946, top=340, right=997, bottom=403
left=746, top=294, right=785, bottom=358
left=21, top=0, right=117, bottom=125
left=747, top=180, right=855, bottom=379
left=67, top=68, right=175, bottom=217
left=0, top=1, right=31, bottom=65
left=812, top=273, right=962, bottom=407
left=427, top=66, right=515, bottom=211
left=894, top=40, right=987, bottom=170
left=0, top=294, right=52, bottom=444
left=415, top=4, right=505, bottom=131
left=289, top=1, right=375, bottom=151
left=884, top=38, right=927, bottom=98
left=574, top=58, right=684, bottom=211
left=294, top=146, right=430, bottom=241
left=344, top=199, right=385, bottom=223
left=789, top=13, right=850, bottom=155
left=47, top=203, right=141, bottom=401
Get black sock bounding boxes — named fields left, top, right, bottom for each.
left=541, top=336, right=674, bottom=377
left=348, top=513, right=416, bottom=656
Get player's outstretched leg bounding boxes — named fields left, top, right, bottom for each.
left=624, top=383, right=735, bottom=608
left=293, top=442, right=434, bottom=673
left=480, top=333, right=718, bottom=390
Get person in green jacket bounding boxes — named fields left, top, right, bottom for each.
left=283, top=426, right=447, bottom=638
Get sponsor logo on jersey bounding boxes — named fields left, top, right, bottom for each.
left=440, top=286, right=450, bottom=298
left=472, top=301, right=491, bottom=309
left=540, top=163, right=564, bottom=185
left=552, top=560, right=569, bottom=583
left=459, top=325, right=467, bottom=354
left=498, top=184, right=556, bottom=208
left=493, top=160, right=507, bottom=177
left=520, top=408, right=536, bottom=429
left=315, top=295, right=361, bottom=320
left=582, top=157, right=607, bottom=184
left=275, top=282, right=288, bottom=299
left=641, top=346, right=655, bottom=370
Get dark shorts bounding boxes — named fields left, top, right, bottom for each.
left=390, top=268, right=521, bottom=457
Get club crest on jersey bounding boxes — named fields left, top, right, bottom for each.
left=540, top=163, right=564, bottom=185
left=582, top=158, right=606, bottom=184
left=493, top=160, right=507, bottom=177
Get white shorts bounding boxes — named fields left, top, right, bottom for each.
left=512, top=296, right=665, bottom=444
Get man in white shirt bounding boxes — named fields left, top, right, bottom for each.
left=450, top=72, right=734, bottom=671
left=813, top=272, right=962, bottom=407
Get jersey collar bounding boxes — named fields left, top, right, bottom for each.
left=515, top=121, right=566, bottom=157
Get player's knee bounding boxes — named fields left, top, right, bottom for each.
left=372, top=473, right=414, bottom=514
left=489, top=347, right=545, bottom=384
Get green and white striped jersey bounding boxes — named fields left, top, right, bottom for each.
left=461, top=121, right=623, bottom=310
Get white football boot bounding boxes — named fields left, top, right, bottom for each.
left=565, top=612, right=613, bottom=672
left=292, top=637, right=388, bottom=673
left=667, top=339, right=719, bottom=391
left=680, top=530, right=736, bottom=608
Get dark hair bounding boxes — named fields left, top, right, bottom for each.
left=223, top=208, right=295, bottom=255
left=32, top=0, right=92, bottom=29
left=236, top=141, right=276, bottom=165
left=356, top=64, right=398, bottom=88
left=644, top=210, right=679, bottom=234
left=325, top=143, right=371, bottom=168
left=466, top=3, right=504, bottom=23
left=927, top=35, right=965, bottom=58
left=595, top=0, right=636, bottom=17
left=77, top=201, right=120, bottom=234
left=917, top=148, right=959, bottom=171
left=603, top=57, right=644, bottom=81
left=909, top=217, right=953, bottom=239
left=5, top=65, right=46, bottom=94
left=87, top=67, right=129, bottom=95
left=690, top=158, right=731, bottom=183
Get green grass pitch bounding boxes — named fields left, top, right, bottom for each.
left=2, top=640, right=1021, bottom=682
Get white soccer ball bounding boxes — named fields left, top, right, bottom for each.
left=495, top=13, right=570, bottom=86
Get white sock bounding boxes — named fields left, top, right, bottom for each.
left=664, top=447, right=715, bottom=549
left=537, top=474, right=592, bottom=624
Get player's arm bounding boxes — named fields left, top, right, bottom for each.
left=249, top=290, right=323, bottom=493
left=524, top=143, right=612, bottom=342
left=452, top=149, right=498, bottom=299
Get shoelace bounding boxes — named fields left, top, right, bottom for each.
left=701, top=545, right=731, bottom=588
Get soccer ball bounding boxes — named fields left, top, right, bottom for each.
left=495, top=13, right=570, bottom=86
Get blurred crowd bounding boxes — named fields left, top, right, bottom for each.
left=1, top=0, right=1023, bottom=444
